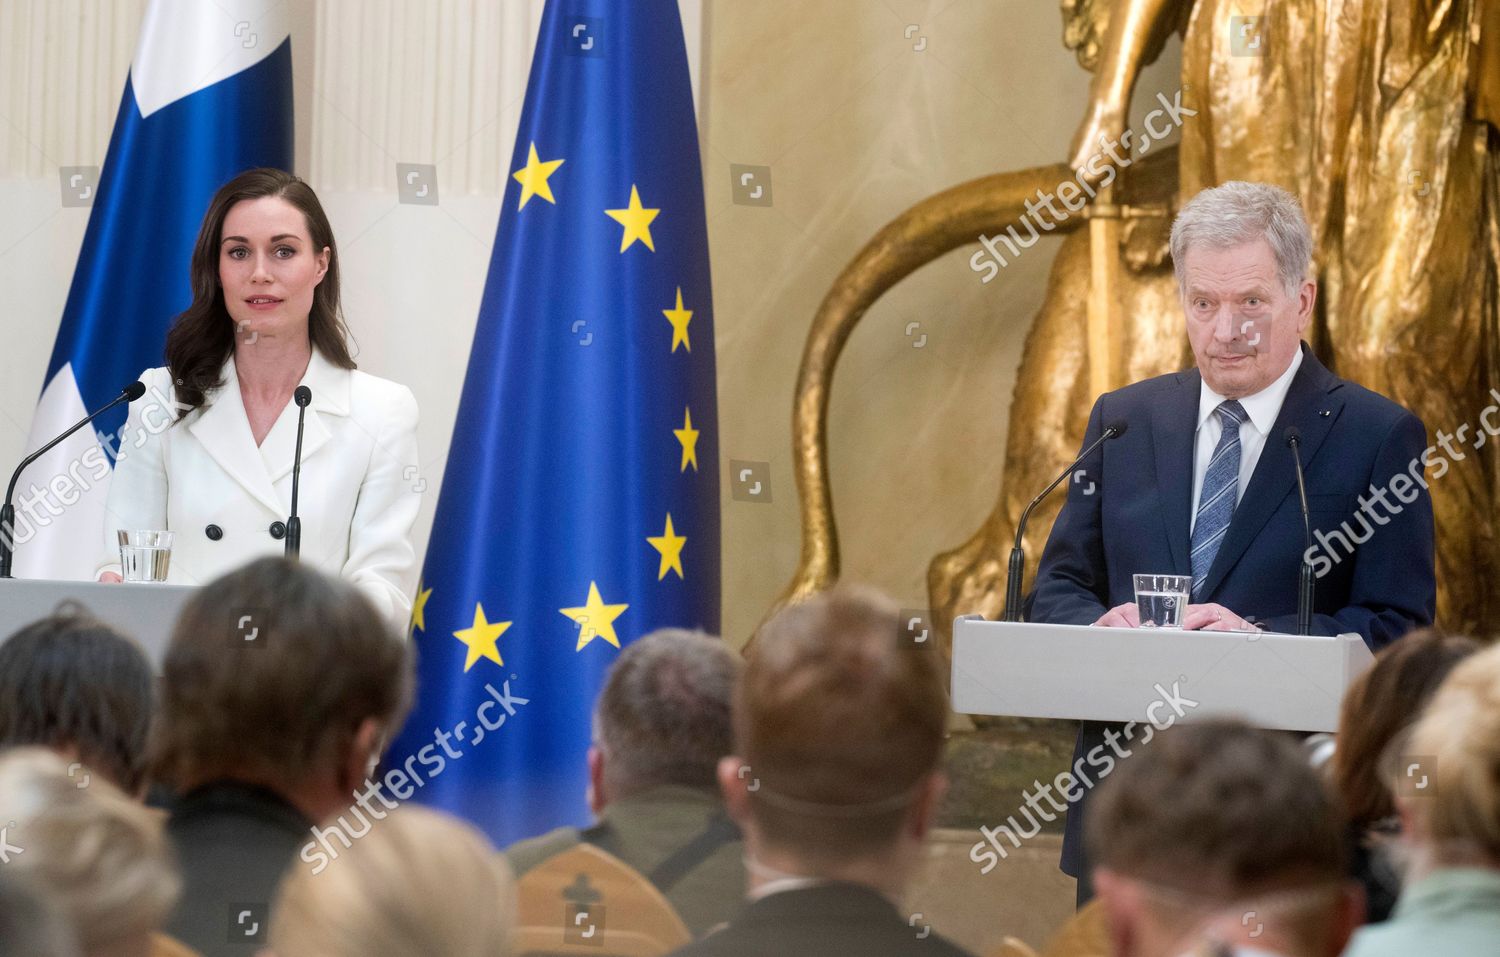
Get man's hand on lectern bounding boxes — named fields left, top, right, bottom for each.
left=98, top=571, right=122, bottom=584
left=1184, top=603, right=1257, bottom=633
left=1093, top=603, right=1142, bottom=628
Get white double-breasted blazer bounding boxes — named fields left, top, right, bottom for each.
left=97, top=349, right=421, bottom=629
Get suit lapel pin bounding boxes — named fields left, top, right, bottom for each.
left=1319, top=410, right=1331, bottom=417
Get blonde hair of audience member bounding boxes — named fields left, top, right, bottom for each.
left=718, top=583, right=948, bottom=901
left=268, top=804, right=514, bottom=957
left=1394, top=643, right=1500, bottom=874
left=0, top=871, right=82, bottom=957
left=1087, top=721, right=1360, bottom=957
left=0, top=748, right=179, bottom=957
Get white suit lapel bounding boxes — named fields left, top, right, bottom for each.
left=261, top=350, right=350, bottom=484
left=188, top=356, right=285, bottom=516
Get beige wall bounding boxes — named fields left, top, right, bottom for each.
left=705, top=0, right=1180, bottom=644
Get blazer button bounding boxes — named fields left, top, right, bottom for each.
left=205, top=524, right=223, bottom=541
left=269, top=521, right=287, bottom=540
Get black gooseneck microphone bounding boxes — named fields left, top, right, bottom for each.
left=0, top=381, right=147, bottom=579
left=1003, top=420, right=1129, bottom=622
left=285, top=385, right=312, bottom=559
left=1284, top=426, right=1315, bottom=635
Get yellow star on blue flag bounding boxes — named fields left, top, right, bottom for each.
left=605, top=185, right=659, bottom=252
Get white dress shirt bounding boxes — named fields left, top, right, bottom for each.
left=1189, top=348, right=1303, bottom=535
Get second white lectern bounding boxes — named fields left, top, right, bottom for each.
left=0, top=578, right=194, bottom=669
left=951, top=616, right=1374, bottom=733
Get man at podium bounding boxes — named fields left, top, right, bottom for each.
left=1027, top=181, right=1436, bottom=903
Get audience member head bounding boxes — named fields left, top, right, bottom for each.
left=1393, top=642, right=1500, bottom=873
left=152, top=557, right=412, bottom=822
left=270, top=805, right=513, bottom=957
left=588, top=627, right=740, bottom=812
left=720, top=584, right=948, bottom=894
left=0, top=747, right=178, bottom=957
left=1334, top=628, right=1479, bottom=830
left=1088, top=720, right=1359, bottom=957
left=0, top=612, right=154, bottom=796
left=0, top=871, right=81, bottom=957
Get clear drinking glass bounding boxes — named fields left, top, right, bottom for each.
left=117, top=529, right=173, bottom=583
left=1133, top=573, right=1191, bottom=628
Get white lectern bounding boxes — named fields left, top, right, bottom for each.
left=951, top=616, right=1374, bottom=732
left=0, top=579, right=196, bottom=669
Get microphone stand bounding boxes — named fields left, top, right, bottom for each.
left=1286, top=428, right=1315, bottom=635
left=1, top=382, right=145, bottom=579
left=285, top=386, right=312, bottom=558
left=1003, top=422, right=1126, bottom=622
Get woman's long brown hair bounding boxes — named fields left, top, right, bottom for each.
left=164, top=168, right=355, bottom=415
left=1332, top=627, right=1481, bottom=828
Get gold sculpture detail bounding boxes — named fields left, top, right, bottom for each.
left=781, top=162, right=1085, bottom=609
left=781, top=0, right=1500, bottom=644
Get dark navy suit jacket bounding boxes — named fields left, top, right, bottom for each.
left=1030, top=343, right=1436, bottom=879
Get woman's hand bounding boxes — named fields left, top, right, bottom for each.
left=98, top=571, right=122, bottom=584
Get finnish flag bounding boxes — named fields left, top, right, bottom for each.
left=15, top=0, right=292, bottom=579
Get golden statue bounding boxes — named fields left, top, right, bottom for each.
left=779, top=0, right=1500, bottom=644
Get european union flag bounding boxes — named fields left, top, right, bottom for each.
left=384, top=0, right=719, bottom=846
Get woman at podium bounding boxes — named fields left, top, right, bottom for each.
left=96, top=168, right=421, bottom=630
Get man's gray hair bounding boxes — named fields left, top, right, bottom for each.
left=593, top=628, right=740, bottom=799
left=1169, top=181, right=1313, bottom=296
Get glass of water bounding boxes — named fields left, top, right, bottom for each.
left=1133, top=573, right=1191, bottom=628
left=117, top=529, right=173, bottom=583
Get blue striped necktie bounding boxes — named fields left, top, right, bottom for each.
left=1190, top=399, right=1248, bottom=598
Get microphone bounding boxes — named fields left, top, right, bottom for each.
left=1, top=381, right=147, bottom=579
left=285, top=386, right=312, bottom=558
left=1285, top=426, right=1314, bottom=635
left=1003, top=419, right=1128, bottom=622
